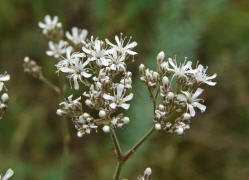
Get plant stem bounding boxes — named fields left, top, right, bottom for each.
left=113, top=161, right=123, bottom=180
left=40, top=75, right=61, bottom=95
left=110, top=128, right=123, bottom=159
left=123, top=126, right=155, bottom=161
left=61, top=118, right=70, bottom=180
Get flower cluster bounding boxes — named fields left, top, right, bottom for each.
left=36, top=15, right=137, bottom=137
left=0, top=169, right=14, bottom=180
left=140, top=51, right=217, bottom=135
left=23, top=57, right=42, bottom=79
left=137, top=167, right=152, bottom=180
left=0, top=73, right=10, bottom=120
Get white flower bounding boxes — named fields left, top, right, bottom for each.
left=107, top=50, right=126, bottom=71
left=46, top=40, right=68, bottom=58
left=56, top=50, right=91, bottom=90
left=190, top=64, right=217, bottom=86
left=0, top=169, right=14, bottom=180
left=103, top=84, right=133, bottom=110
left=66, top=27, right=88, bottom=45
left=168, top=58, right=192, bottom=78
left=38, top=15, right=61, bottom=34
left=83, top=39, right=111, bottom=66
left=105, top=34, right=137, bottom=56
left=177, top=88, right=206, bottom=117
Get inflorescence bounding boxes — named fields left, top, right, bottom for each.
left=24, top=15, right=217, bottom=138
left=0, top=72, right=10, bottom=120
left=139, top=51, right=217, bottom=135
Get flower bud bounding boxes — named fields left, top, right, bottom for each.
left=155, top=123, right=162, bottom=130
left=77, top=131, right=84, bottom=138
left=175, top=127, right=184, bottom=135
left=83, top=113, right=89, bottom=119
left=157, top=51, right=165, bottom=64
left=122, top=117, right=130, bottom=124
left=144, top=167, right=152, bottom=177
left=1, top=93, right=9, bottom=103
left=158, top=104, right=164, bottom=111
left=24, top=56, right=30, bottom=63
left=99, top=110, right=106, bottom=118
left=139, top=64, right=145, bottom=74
left=162, top=76, right=169, bottom=86
left=183, top=113, right=191, bottom=120
left=102, top=125, right=110, bottom=133
left=85, top=99, right=92, bottom=106
left=167, top=92, right=174, bottom=100
left=56, top=109, right=64, bottom=116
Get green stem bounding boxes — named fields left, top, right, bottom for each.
left=113, top=161, right=123, bottom=180
left=61, top=118, right=70, bottom=180
left=123, top=127, right=155, bottom=161
left=110, top=128, right=123, bottom=159
left=40, top=75, right=61, bottom=95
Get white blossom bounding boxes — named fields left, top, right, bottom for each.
left=83, top=39, right=111, bottom=66
left=190, top=64, right=217, bottom=86
left=56, top=50, right=91, bottom=90
left=38, top=15, right=61, bottom=35
left=46, top=40, right=68, bottom=58
left=168, top=57, right=192, bottom=78
left=66, top=27, right=88, bottom=45
left=0, top=169, right=14, bottom=180
left=105, top=34, right=137, bottom=56
left=177, top=88, right=206, bottom=117
left=103, top=84, right=133, bottom=110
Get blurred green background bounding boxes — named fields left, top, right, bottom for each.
left=0, top=0, right=249, bottom=179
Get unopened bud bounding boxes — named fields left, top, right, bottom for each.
left=157, top=51, right=165, bottom=64
left=122, top=117, right=130, bottom=124
left=24, top=56, right=30, bottom=63
left=56, top=109, right=64, bottom=116
left=85, top=99, right=92, bottom=106
left=162, top=76, right=169, bottom=86
left=102, top=125, right=110, bottom=133
left=183, top=113, right=191, bottom=120
left=167, top=92, right=174, bottom=100
left=77, top=131, right=84, bottom=138
left=99, top=110, right=106, bottom=118
left=155, top=123, right=162, bottom=130
left=1, top=93, right=9, bottom=103
left=144, top=167, right=152, bottom=177
left=139, top=64, right=145, bottom=74
left=175, top=127, right=184, bottom=135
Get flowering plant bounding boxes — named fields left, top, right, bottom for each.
left=22, top=15, right=217, bottom=179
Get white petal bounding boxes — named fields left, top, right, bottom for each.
left=81, top=72, right=91, bottom=78
left=59, top=67, right=74, bottom=73
left=177, top=94, right=187, bottom=102
left=119, top=103, right=130, bottom=110
left=192, top=88, right=204, bottom=99
left=73, top=76, right=79, bottom=90
left=116, top=84, right=124, bottom=98
left=193, top=102, right=206, bottom=112
left=127, top=50, right=137, bottom=55
left=46, top=50, right=54, bottom=56
left=65, top=31, right=73, bottom=41
left=125, top=41, right=137, bottom=49
left=189, top=104, right=195, bottom=117
left=38, top=22, right=46, bottom=28
left=168, top=58, right=177, bottom=69
left=205, top=81, right=216, bottom=86
left=206, top=73, right=217, bottom=80
left=122, top=93, right=133, bottom=102
left=2, top=169, right=14, bottom=180
left=103, top=94, right=114, bottom=101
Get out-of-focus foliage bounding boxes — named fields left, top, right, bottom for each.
left=0, top=0, right=249, bottom=179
